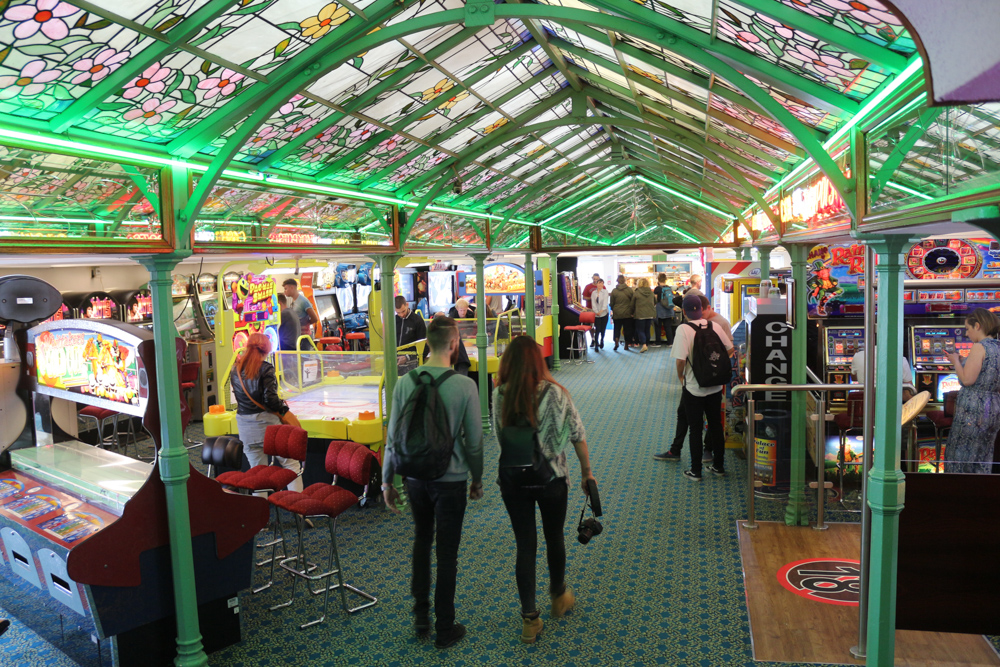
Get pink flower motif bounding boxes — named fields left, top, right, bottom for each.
left=716, top=20, right=771, bottom=57
left=123, top=62, right=172, bottom=100
left=245, top=125, right=279, bottom=151
left=376, top=134, right=403, bottom=153
left=71, top=48, right=130, bottom=85
left=350, top=158, right=383, bottom=174
left=123, top=97, right=176, bottom=128
left=300, top=147, right=330, bottom=163
left=305, top=128, right=335, bottom=149
left=0, top=60, right=60, bottom=99
left=280, top=94, right=305, bottom=115
left=5, top=167, right=40, bottom=184
left=282, top=117, right=318, bottom=140
left=348, top=123, right=378, bottom=145
left=428, top=153, right=447, bottom=166
left=4, top=0, right=79, bottom=40
left=389, top=166, right=416, bottom=183
left=784, top=0, right=833, bottom=18
left=785, top=43, right=853, bottom=80
left=196, top=68, right=244, bottom=100
left=824, top=0, right=900, bottom=25
left=757, top=15, right=799, bottom=40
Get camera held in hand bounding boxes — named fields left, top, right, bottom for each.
left=577, top=479, right=604, bottom=545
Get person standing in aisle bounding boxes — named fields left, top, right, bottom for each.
left=664, top=295, right=733, bottom=479
left=396, top=295, right=428, bottom=347
left=945, top=308, right=1000, bottom=473
left=610, top=276, right=635, bottom=351
left=383, top=317, right=484, bottom=648
left=698, top=296, right=733, bottom=342
left=591, top=278, right=610, bottom=351
left=685, top=274, right=705, bottom=298
left=582, top=273, right=601, bottom=348
left=493, top=336, right=596, bottom=644
left=653, top=273, right=676, bottom=347
left=632, top=278, right=656, bottom=353
left=283, top=278, right=320, bottom=336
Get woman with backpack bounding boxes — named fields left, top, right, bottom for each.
left=492, top=336, right=596, bottom=644
left=231, top=332, right=303, bottom=493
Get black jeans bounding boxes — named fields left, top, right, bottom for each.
left=677, top=388, right=725, bottom=476
left=594, top=315, right=609, bottom=346
left=654, top=318, right=675, bottom=345
left=613, top=317, right=635, bottom=345
left=635, top=318, right=651, bottom=345
left=500, top=479, right=569, bottom=615
left=406, top=478, right=468, bottom=631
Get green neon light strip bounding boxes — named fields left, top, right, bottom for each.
left=0, top=128, right=535, bottom=228
left=0, top=215, right=109, bottom=223
left=540, top=177, right=633, bottom=225
left=868, top=93, right=928, bottom=137
left=740, top=56, right=924, bottom=218
left=636, top=175, right=735, bottom=220
left=884, top=180, right=933, bottom=200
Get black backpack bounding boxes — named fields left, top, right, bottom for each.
left=390, top=369, right=456, bottom=480
left=683, top=321, right=732, bottom=387
left=498, top=386, right=555, bottom=489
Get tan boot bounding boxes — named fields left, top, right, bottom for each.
left=551, top=588, right=576, bottom=618
left=521, top=614, right=543, bottom=644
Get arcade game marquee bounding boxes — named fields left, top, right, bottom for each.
left=0, top=275, right=267, bottom=667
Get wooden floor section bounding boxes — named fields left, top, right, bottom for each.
left=739, top=521, right=1000, bottom=666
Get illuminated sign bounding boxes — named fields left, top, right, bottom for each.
left=464, top=263, right=527, bottom=295
left=779, top=174, right=847, bottom=227
left=231, top=273, right=277, bottom=323
left=81, top=296, right=116, bottom=320
left=125, top=294, right=153, bottom=323
left=125, top=232, right=161, bottom=240
left=809, top=243, right=865, bottom=275
left=33, top=328, right=141, bottom=407
left=268, top=231, right=315, bottom=244
left=194, top=230, right=247, bottom=243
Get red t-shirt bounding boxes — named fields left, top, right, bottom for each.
left=582, top=283, right=597, bottom=308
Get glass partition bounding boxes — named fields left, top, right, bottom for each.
left=867, top=102, right=1000, bottom=213
left=0, top=144, right=164, bottom=249
left=404, top=210, right=487, bottom=250
left=192, top=177, right=395, bottom=250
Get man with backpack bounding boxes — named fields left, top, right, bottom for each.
left=382, top=316, right=484, bottom=648
left=653, top=273, right=676, bottom=346
left=664, top=294, right=733, bottom=480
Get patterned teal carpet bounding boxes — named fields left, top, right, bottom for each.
left=1, top=344, right=993, bottom=666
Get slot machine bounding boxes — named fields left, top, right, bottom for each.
left=196, top=273, right=219, bottom=334
left=823, top=326, right=865, bottom=403
left=910, top=325, right=971, bottom=406
left=61, top=291, right=120, bottom=322
left=109, top=289, right=153, bottom=330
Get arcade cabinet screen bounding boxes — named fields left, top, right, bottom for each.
left=315, top=294, right=338, bottom=323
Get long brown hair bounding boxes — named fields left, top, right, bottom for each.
left=497, top=335, right=566, bottom=427
left=966, top=308, right=1000, bottom=338
left=236, top=332, right=271, bottom=380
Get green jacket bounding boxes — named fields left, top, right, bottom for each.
left=632, top=285, right=656, bottom=320
left=610, top=284, right=634, bottom=318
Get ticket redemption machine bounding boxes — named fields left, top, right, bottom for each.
left=0, top=285, right=267, bottom=666
left=196, top=273, right=219, bottom=334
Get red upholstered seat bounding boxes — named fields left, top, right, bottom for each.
left=267, top=440, right=375, bottom=518
left=216, top=424, right=307, bottom=492
left=925, top=410, right=953, bottom=428
left=564, top=325, right=590, bottom=331
left=833, top=412, right=864, bottom=430
left=346, top=333, right=366, bottom=340
left=79, top=405, right=118, bottom=421
left=579, top=311, right=596, bottom=325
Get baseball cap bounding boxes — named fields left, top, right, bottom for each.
left=682, top=293, right=703, bottom=319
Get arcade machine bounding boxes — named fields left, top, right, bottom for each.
left=62, top=291, right=121, bottom=321
left=456, top=262, right=542, bottom=368
left=313, top=290, right=346, bottom=340
left=110, top=289, right=153, bottom=330
left=428, top=265, right=457, bottom=316
left=196, top=273, right=219, bottom=334
left=0, top=276, right=267, bottom=667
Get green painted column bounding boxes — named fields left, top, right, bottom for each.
left=379, top=253, right=402, bottom=416
left=137, top=252, right=208, bottom=667
left=784, top=244, right=810, bottom=526
left=473, top=253, right=490, bottom=432
left=757, top=246, right=771, bottom=279
left=550, top=253, right=561, bottom=371
left=865, top=237, right=911, bottom=667
left=524, top=252, right=536, bottom=339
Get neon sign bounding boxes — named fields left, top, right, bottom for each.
left=809, top=243, right=866, bottom=275
left=33, top=329, right=141, bottom=407
left=779, top=174, right=847, bottom=227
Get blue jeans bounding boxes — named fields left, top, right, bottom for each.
left=406, top=478, right=468, bottom=631
left=635, top=318, right=651, bottom=345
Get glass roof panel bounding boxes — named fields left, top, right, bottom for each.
left=771, top=0, right=916, bottom=55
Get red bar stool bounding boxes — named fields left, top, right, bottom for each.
left=926, top=390, right=957, bottom=472
left=268, top=440, right=378, bottom=627
left=564, top=311, right=596, bottom=364
left=345, top=332, right=367, bottom=352
left=216, top=425, right=307, bottom=594
left=78, top=405, right=136, bottom=454
left=318, top=336, right=342, bottom=351
left=180, top=361, right=201, bottom=447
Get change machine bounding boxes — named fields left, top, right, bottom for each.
left=744, top=291, right=794, bottom=495
left=0, top=281, right=267, bottom=666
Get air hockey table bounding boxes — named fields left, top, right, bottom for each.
left=283, top=380, right=383, bottom=444
left=464, top=342, right=499, bottom=374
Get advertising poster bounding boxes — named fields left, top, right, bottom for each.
left=755, top=436, right=777, bottom=486
left=465, top=263, right=526, bottom=295
left=34, top=328, right=142, bottom=407
left=806, top=243, right=866, bottom=318
left=230, top=273, right=279, bottom=353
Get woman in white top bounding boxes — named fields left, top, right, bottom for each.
left=591, top=279, right=610, bottom=350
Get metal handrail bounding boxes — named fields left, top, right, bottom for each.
left=736, top=382, right=867, bottom=532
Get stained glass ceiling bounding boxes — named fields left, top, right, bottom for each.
left=0, top=0, right=921, bottom=246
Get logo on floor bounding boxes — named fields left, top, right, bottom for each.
left=777, top=558, right=860, bottom=606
